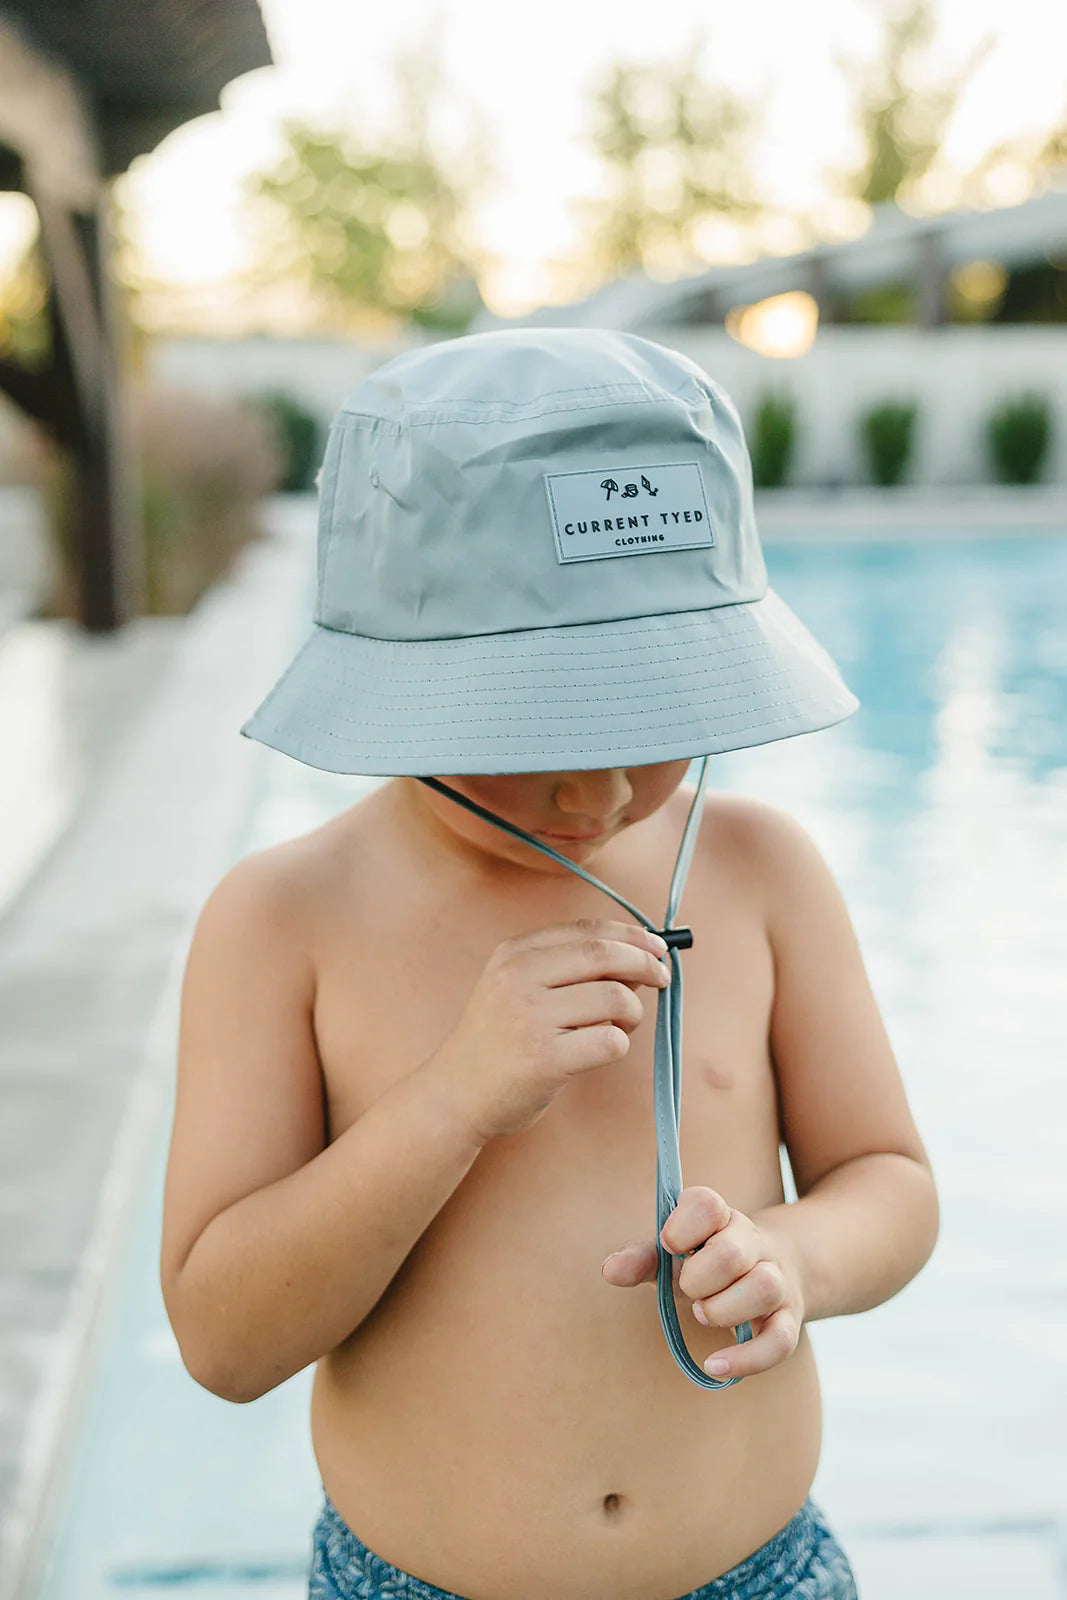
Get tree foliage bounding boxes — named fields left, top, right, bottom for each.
left=0, top=233, right=49, bottom=368
left=577, top=35, right=769, bottom=280
left=246, top=40, right=492, bottom=332
left=831, top=0, right=995, bottom=206
left=833, top=0, right=1067, bottom=213
left=957, top=98, right=1067, bottom=205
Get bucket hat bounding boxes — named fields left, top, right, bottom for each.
left=242, top=326, right=859, bottom=1391
left=243, top=326, right=855, bottom=775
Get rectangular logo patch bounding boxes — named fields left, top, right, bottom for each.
left=544, top=461, right=714, bottom=564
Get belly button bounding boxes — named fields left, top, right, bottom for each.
left=602, top=1492, right=623, bottom=1515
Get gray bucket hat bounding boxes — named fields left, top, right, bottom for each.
left=241, top=326, right=859, bottom=1393
left=241, top=325, right=856, bottom=774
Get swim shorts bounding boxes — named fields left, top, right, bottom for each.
left=307, top=1488, right=859, bottom=1599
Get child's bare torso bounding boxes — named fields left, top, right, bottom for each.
left=302, top=780, right=822, bottom=1600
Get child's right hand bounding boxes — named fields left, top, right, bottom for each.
left=426, top=919, right=671, bottom=1145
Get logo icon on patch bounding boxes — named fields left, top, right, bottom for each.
left=544, top=461, right=715, bottom=564
left=600, top=473, right=659, bottom=502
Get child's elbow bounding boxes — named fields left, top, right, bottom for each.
left=178, top=1328, right=298, bottom=1404
left=162, top=1285, right=258, bottom=1404
left=180, top=1342, right=272, bottom=1404
left=161, top=1265, right=305, bottom=1403
left=171, top=1333, right=248, bottom=1403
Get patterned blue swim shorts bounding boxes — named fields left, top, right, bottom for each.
left=307, top=1489, right=859, bottom=1599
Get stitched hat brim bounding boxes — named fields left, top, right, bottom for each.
left=240, top=588, right=858, bottom=776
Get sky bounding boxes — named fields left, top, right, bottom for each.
left=3, top=0, right=1067, bottom=320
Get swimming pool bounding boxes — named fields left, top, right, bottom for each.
left=30, top=534, right=1067, bottom=1599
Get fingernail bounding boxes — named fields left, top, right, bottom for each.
left=648, top=932, right=668, bottom=952
left=704, top=1357, right=731, bottom=1376
left=692, top=1302, right=709, bottom=1326
left=601, top=1254, right=616, bottom=1271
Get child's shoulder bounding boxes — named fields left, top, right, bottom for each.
left=696, top=787, right=823, bottom=866
left=192, top=795, right=377, bottom=951
left=694, top=788, right=843, bottom=925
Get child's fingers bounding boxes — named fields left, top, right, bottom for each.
left=550, top=1021, right=632, bottom=1075
left=548, top=980, right=646, bottom=1034
left=659, top=1186, right=732, bottom=1255
left=526, top=936, right=670, bottom=994
left=692, top=1259, right=785, bottom=1328
left=509, top=918, right=666, bottom=956
left=702, top=1306, right=800, bottom=1382
left=601, top=1239, right=658, bottom=1285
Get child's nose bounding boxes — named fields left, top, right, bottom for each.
left=554, top=769, right=634, bottom=816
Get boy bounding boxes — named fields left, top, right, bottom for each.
left=160, top=327, right=939, bottom=1600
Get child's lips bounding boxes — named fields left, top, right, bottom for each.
left=538, top=827, right=610, bottom=842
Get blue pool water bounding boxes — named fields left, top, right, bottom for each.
left=33, top=535, right=1067, bottom=1598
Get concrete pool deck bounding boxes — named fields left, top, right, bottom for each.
left=0, top=497, right=314, bottom=1599
left=1, top=485, right=1066, bottom=1599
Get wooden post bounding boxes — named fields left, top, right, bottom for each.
left=32, top=183, right=143, bottom=631
left=916, top=227, right=949, bottom=328
left=806, top=249, right=839, bottom=324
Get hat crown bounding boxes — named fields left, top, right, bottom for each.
left=313, top=327, right=767, bottom=643
left=343, top=325, right=718, bottom=416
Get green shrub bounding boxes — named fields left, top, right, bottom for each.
left=985, top=392, right=1052, bottom=484
left=859, top=399, right=917, bottom=486
left=749, top=390, right=796, bottom=488
left=251, top=389, right=323, bottom=492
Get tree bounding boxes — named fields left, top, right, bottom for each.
left=246, top=36, right=493, bottom=334
left=955, top=96, right=1067, bottom=206
left=576, top=33, right=770, bottom=281
left=831, top=0, right=996, bottom=207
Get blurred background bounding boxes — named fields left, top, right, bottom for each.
left=1, top=1, right=1065, bottom=1596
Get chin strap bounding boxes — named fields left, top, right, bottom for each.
left=417, top=760, right=753, bottom=1392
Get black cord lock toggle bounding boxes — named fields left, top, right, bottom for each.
left=656, top=926, right=693, bottom=951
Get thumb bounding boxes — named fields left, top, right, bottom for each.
left=601, top=1239, right=659, bottom=1286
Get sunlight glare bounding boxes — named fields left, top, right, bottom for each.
left=725, top=289, right=819, bottom=358
left=0, top=194, right=39, bottom=276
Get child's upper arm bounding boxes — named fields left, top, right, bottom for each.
left=160, top=848, right=325, bottom=1311
left=734, top=798, right=932, bottom=1197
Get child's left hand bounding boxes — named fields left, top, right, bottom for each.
left=601, top=1185, right=806, bottom=1381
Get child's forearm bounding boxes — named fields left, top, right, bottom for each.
left=170, top=1056, right=485, bottom=1403
left=751, top=1151, right=940, bottom=1324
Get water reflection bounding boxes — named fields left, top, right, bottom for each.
left=710, top=537, right=1067, bottom=1531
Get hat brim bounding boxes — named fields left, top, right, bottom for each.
left=240, top=588, right=858, bottom=776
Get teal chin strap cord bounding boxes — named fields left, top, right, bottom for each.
left=418, top=759, right=753, bottom=1392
